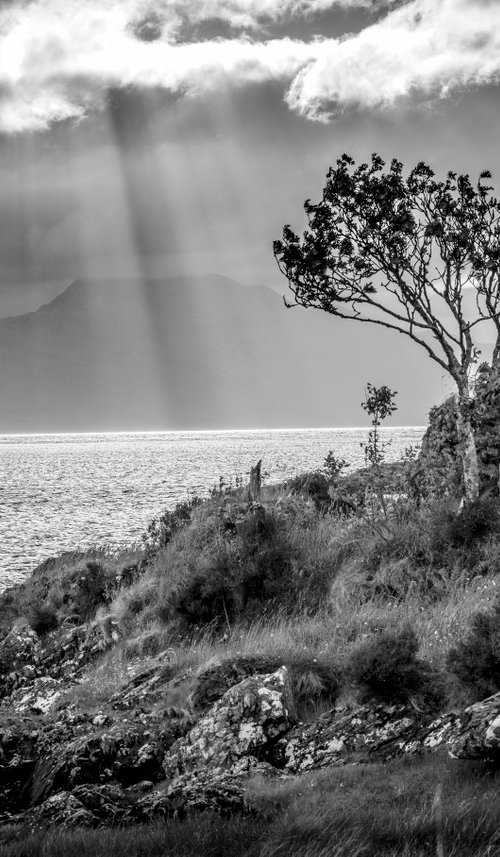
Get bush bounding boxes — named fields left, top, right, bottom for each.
left=27, top=604, right=58, bottom=636
left=434, top=497, right=500, bottom=551
left=287, top=472, right=331, bottom=511
left=72, top=562, right=109, bottom=621
left=169, top=506, right=301, bottom=627
left=144, top=497, right=203, bottom=553
left=446, top=596, right=500, bottom=702
left=346, top=625, right=438, bottom=705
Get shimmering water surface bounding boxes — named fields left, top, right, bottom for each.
left=0, top=427, right=424, bottom=590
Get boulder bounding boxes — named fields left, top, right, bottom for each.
left=137, top=768, right=247, bottom=820
left=163, top=667, right=295, bottom=778
left=272, top=703, right=460, bottom=773
left=20, top=791, right=97, bottom=830
left=449, top=691, right=500, bottom=760
left=31, top=715, right=193, bottom=804
left=0, top=621, right=41, bottom=684
left=189, top=655, right=284, bottom=712
left=7, top=677, right=63, bottom=715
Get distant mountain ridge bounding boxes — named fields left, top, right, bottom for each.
left=0, top=274, right=447, bottom=432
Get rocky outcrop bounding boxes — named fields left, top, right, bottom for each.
left=163, top=667, right=295, bottom=778
left=449, top=691, right=500, bottom=760
left=4, top=619, right=500, bottom=835
left=0, top=621, right=41, bottom=679
left=416, top=364, right=500, bottom=497
left=0, top=618, right=121, bottom=705
left=271, top=703, right=461, bottom=773
left=189, top=656, right=286, bottom=712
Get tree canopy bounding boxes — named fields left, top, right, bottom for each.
left=274, top=154, right=500, bottom=499
left=274, top=154, right=500, bottom=388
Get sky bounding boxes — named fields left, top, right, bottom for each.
left=0, top=0, right=500, bottom=428
left=1, top=0, right=500, bottom=313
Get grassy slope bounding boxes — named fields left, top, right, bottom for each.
left=2, top=467, right=500, bottom=855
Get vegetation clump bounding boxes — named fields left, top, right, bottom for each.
left=447, top=595, right=500, bottom=702
left=346, top=625, right=439, bottom=706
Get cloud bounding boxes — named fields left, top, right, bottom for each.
left=0, top=0, right=499, bottom=133
left=286, top=0, right=500, bottom=119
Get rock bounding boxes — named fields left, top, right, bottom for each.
left=163, top=768, right=247, bottom=817
left=272, top=703, right=459, bottom=773
left=449, top=691, right=500, bottom=760
left=71, top=783, right=132, bottom=823
left=0, top=717, right=39, bottom=813
left=415, top=363, right=500, bottom=497
left=190, top=656, right=284, bottom=712
left=0, top=621, right=41, bottom=682
left=7, top=677, right=63, bottom=715
left=108, top=657, right=180, bottom=711
left=31, top=716, right=193, bottom=804
left=20, top=791, right=97, bottom=830
left=163, top=667, right=295, bottom=778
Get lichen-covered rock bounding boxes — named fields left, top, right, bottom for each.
left=31, top=715, right=193, bottom=804
left=7, top=677, right=63, bottom=715
left=71, top=783, right=132, bottom=823
left=163, top=667, right=295, bottom=778
left=137, top=768, right=247, bottom=820
left=415, top=364, right=500, bottom=497
left=189, top=656, right=284, bottom=712
left=0, top=621, right=41, bottom=684
left=108, top=657, right=182, bottom=711
left=20, top=791, right=97, bottom=830
left=272, top=703, right=458, bottom=773
left=449, top=691, right=500, bottom=760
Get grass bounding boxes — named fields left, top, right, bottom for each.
left=1, top=754, right=500, bottom=856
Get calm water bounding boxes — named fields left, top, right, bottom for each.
left=0, top=427, right=424, bottom=590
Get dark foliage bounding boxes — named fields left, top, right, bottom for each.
left=169, top=507, right=301, bottom=627
left=144, top=497, right=203, bottom=553
left=347, top=626, right=438, bottom=705
left=287, top=472, right=331, bottom=511
left=27, top=604, right=59, bottom=636
left=72, top=562, right=109, bottom=621
left=447, top=596, right=500, bottom=701
left=435, top=497, right=500, bottom=551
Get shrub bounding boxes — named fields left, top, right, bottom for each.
left=27, top=604, right=58, bottom=636
left=287, top=472, right=331, bottom=511
left=167, top=506, right=303, bottom=628
left=433, top=497, right=500, bottom=551
left=144, top=497, right=203, bottom=553
left=72, top=562, right=109, bottom=621
left=346, top=625, right=438, bottom=705
left=446, top=596, right=500, bottom=701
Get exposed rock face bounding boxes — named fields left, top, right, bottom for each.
left=0, top=621, right=41, bottom=679
left=272, top=704, right=461, bottom=773
left=449, top=691, right=500, bottom=760
left=31, top=714, right=194, bottom=805
left=0, top=618, right=122, bottom=704
left=5, top=607, right=500, bottom=835
left=189, top=656, right=285, bottom=712
left=21, top=791, right=97, bottom=831
left=163, top=667, right=295, bottom=778
left=416, top=364, right=500, bottom=496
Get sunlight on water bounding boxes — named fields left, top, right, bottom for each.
left=0, top=427, right=424, bottom=590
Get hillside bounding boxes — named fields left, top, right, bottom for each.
left=0, top=275, right=446, bottom=432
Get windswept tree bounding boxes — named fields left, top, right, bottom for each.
left=274, top=154, right=500, bottom=501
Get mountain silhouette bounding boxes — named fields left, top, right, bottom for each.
left=0, top=274, right=448, bottom=432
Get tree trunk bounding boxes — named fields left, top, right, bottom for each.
left=248, top=459, right=262, bottom=502
left=456, top=384, right=480, bottom=502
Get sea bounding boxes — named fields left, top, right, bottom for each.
left=0, top=427, right=425, bottom=591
